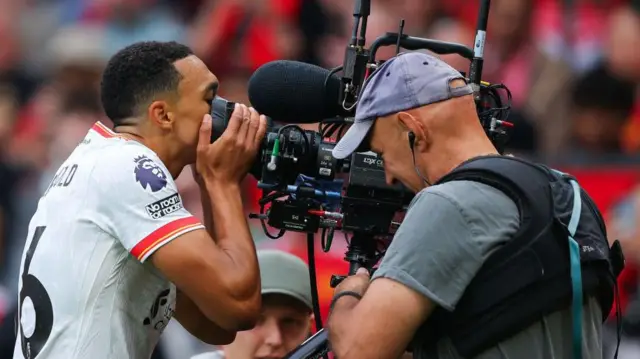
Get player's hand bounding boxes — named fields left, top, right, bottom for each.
left=196, top=104, right=267, bottom=184
left=190, top=164, right=204, bottom=187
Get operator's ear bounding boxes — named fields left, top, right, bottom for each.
left=397, top=111, right=429, bottom=150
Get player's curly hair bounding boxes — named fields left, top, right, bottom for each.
left=100, top=41, right=193, bottom=126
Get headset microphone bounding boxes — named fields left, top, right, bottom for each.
left=407, top=131, right=431, bottom=187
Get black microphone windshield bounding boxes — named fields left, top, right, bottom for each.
left=248, top=60, right=346, bottom=123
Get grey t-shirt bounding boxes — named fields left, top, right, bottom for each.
left=372, top=180, right=602, bottom=359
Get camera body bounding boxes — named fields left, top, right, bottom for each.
left=210, top=95, right=411, bottom=237
left=343, top=152, right=412, bottom=233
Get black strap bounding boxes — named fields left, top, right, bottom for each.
left=330, top=291, right=362, bottom=312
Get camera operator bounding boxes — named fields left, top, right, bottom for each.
left=12, top=41, right=267, bottom=359
left=326, top=52, right=618, bottom=359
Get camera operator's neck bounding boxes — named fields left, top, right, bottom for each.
left=418, top=106, right=498, bottom=184
left=419, top=137, right=497, bottom=185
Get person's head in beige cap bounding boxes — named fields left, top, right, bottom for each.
left=192, top=249, right=313, bottom=359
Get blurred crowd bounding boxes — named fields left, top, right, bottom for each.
left=0, top=0, right=640, bottom=358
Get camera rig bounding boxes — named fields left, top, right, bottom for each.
left=253, top=1, right=511, bottom=358
left=211, top=1, right=511, bottom=358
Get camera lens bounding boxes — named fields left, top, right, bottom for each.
left=209, top=96, right=235, bottom=144
left=210, top=97, right=343, bottom=184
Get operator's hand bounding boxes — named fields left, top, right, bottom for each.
left=196, top=104, right=267, bottom=184
left=334, top=267, right=371, bottom=297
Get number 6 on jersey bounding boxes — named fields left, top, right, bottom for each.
left=18, top=226, right=54, bottom=359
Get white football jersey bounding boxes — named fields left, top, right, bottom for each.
left=13, top=122, right=205, bottom=359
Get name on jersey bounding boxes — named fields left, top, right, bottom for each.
left=43, top=163, right=79, bottom=197
left=146, top=193, right=183, bottom=219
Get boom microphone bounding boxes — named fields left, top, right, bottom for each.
left=248, top=60, right=350, bottom=123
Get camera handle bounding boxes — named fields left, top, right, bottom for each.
left=330, top=232, right=378, bottom=287
left=284, top=232, right=378, bottom=359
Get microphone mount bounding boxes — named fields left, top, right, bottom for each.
left=340, top=0, right=372, bottom=112
left=469, top=0, right=491, bottom=99
left=335, top=0, right=510, bottom=154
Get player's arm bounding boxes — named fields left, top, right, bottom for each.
left=152, top=178, right=261, bottom=332
left=192, top=166, right=214, bottom=233
left=97, top=163, right=260, bottom=333
left=168, top=170, right=237, bottom=343
left=95, top=153, right=259, bottom=335
left=153, top=108, right=267, bottom=335
left=175, top=169, right=245, bottom=342
left=174, top=290, right=236, bottom=345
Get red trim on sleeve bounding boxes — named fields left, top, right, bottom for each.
left=131, top=216, right=203, bottom=260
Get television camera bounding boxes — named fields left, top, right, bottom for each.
left=209, top=1, right=511, bottom=357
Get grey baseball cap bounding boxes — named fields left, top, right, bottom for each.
left=258, top=249, right=312, bottom=310
left=332, top=52, right=473, bottom=159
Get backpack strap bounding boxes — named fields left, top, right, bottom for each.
left=553, top=169, right=583, bottom=359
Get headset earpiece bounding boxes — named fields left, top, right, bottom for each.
left=408, top=131, right=416, bottom=149
left=407, top=130, right=430, bottom=186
